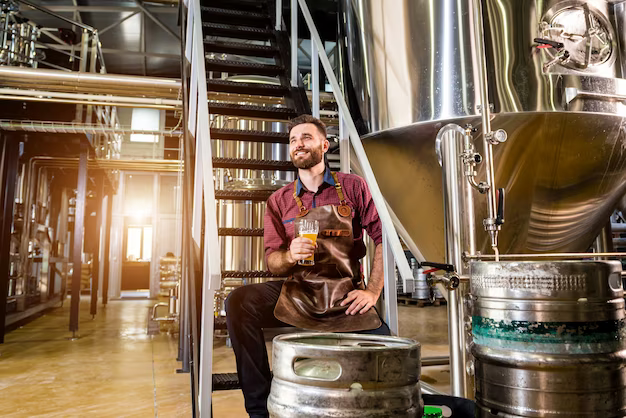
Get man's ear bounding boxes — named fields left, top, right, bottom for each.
left=323, top=138, right=330, bottom=153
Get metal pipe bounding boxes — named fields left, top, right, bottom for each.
left=0, top=88, right=181, bottom=106
left=0, top=95, right=179, bottom=110
left=382, top=230, right=399, bottom=335
left=437, top=123, right=476, bottom=398
left=290, top=0, right=298, bottom=87
left=18, top=0, right=95, bottom=32
left=0, top=120, right=182, bottom=136
left=421, top=356, right=450, bottom=367
left=464, top=252, right=626, bottom=260
left=471, top=0, right=499, bottom=255
left=421, top=382, right=446, bottom=396
left=0, top=66, right=180, bottom=97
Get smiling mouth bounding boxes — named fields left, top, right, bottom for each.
left=294, top=150, right=309, bottom=157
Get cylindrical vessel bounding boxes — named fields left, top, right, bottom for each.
left=470, top=261, right=626, bottom=417
left=268, top=333, right=423, bottom=418
left=412, top=266, right=431, bottom=301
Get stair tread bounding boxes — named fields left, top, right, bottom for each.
left=204, top=40, right=278, bottom=58
left=208, top=102, right=297, bottom=119
left=201, top=0, right=268, bottom=12
left=206, top=58, right=284, bottom=76
left=212, top=157, right=295, bottom=171
left=222, top=270, right=285, bottom=278
left=218, top=227, right=264, bottom=236
left=201, top=6, right=267, bottom=19
left=210, top=128, right=289, bottom=143
left=215, top=189, right=274, bottom=201
left=203, top=22, right=274, bottom=41
left=207, top=79, right=288, bottom=97
left=212, top=372, right=240, bottom=391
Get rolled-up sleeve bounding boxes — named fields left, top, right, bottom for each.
left=357, top=176, right=382, bottom=245
left=264, top=194, right=288, bottom=261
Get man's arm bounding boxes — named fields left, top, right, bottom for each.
left=341, top=243, right=383, bottom=315
left=267, top=238, right=317, bottom=275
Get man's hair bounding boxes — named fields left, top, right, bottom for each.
left=287, top=114, right=327, bottom=138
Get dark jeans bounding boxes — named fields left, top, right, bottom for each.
left=225, top=280, right=391, bottom=418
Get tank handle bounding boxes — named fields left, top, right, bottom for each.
left=292, top=357, right=343, bottom=381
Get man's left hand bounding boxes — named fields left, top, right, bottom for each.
left=341, top=289, right=379, bottom=315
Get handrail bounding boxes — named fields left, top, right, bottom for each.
left=182, top=0, right=221, bottom=415
left=286, top=0, right=414, bottom=291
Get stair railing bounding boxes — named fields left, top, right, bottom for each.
left=183, top=0, right=222, bottom=415
left=277, top=0, right=413, bottom=334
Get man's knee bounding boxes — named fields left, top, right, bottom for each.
left=225, top=286, right=247, bottom=317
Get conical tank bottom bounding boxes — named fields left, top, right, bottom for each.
left=360, top=111, right=626, bottom=262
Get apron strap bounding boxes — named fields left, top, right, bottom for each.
left=331, top=172, right=347, bottom=206
left=293, top=181, right=308, bottom=215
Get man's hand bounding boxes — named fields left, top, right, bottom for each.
left=341, top=289, right=379, bottom=315
left=288, top=237, right=316, bottom=263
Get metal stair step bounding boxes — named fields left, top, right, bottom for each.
left=212, top=372, right=240, bottom=391
left=215, top=190, right=274, bottom=201
left=204, top=40, right=278, bottom=58
left=210, top=128, right=289, bottom=144
left=212, top=157, right=295, bottom=171
left=222, top=271, right=285, bottom=279
left=207, top=79, right=288, bottom=97
left=203, top=22, right=274, bottom=42
left=208, top=102, right=297, bottom=119
left=201, top=0, right=267, bottom=13
left=218, top=227, right=264, bottom=237
left=206, top=58, right=284, bottom=77
left=201, top=6, right=270, bottom=28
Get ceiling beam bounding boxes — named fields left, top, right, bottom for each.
left=134, top=0, right=180, bottom=41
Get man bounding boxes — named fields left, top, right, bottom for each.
left=225, top=114, right=389, bottom=418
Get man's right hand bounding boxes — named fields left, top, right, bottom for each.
left=287, top=237, right=316, bottom=264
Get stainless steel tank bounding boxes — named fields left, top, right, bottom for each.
left=341, top=0, right=626, bottom=262
left=212, top=114, right=292, bottom=276
left=470, top=260, right=626, bottom=417
left=268, top=333, right=423, bottom=418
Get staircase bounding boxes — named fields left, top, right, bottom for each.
left=202, top=0, right=309, bottom=392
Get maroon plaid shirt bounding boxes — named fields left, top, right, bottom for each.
left=264, top=170, right=382, bottom=262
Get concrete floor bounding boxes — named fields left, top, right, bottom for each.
left=0, top=297, right=450, bottom=417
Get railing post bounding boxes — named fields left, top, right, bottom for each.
left=382, top=229, right=399, bottom=335
left=311, top=40, right=320, bottom=118
left=290, top=0, right=298, bottom=87
left=339, top=109, right=350, bottom=174
left=275, top=0, right=282, bottom=30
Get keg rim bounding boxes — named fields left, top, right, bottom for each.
left=273, top=332, right=420, bottom=351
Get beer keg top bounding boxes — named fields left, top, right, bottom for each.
left=469, top=260, right=623, bottom=300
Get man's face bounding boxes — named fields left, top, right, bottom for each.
left=289, top=123, right=328, bottom=169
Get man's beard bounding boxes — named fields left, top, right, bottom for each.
left=291, top=145, right=324, bottom=169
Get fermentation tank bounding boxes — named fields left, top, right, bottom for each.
left=341, top=0, right=626, bottom=262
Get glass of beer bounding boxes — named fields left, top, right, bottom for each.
left=296, top=219, right=319, bottom=266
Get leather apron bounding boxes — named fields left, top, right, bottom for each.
left=273, top=172, right=382, bottom=332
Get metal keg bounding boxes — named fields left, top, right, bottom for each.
left=470, top=261, right=626, bottom=417
left=268, top=333, right=423, bottom=418
left=412, top=262, right=431, bottom=301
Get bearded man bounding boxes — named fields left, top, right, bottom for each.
left=225, top=114, right=389, bottom=418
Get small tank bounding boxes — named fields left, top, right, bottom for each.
left=470, top=261, right=626, bottom=417
left=268, top=333, right=423, bottom=418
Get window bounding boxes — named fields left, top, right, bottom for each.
left=130, top=108, right=160, bottom=143
left=125, top=226, right=153, bottom=261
